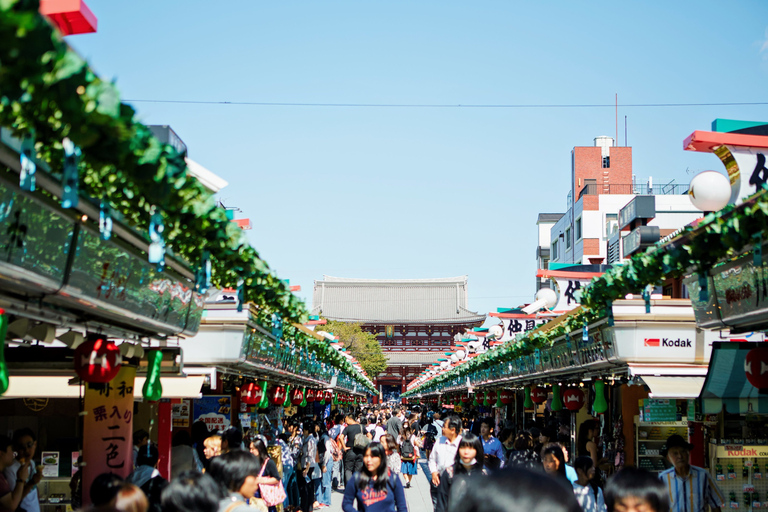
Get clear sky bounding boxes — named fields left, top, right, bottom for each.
left=69, top=1, right=768, bottom=322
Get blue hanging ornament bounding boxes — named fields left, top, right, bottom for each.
left=99, top=198, right=113, bottom=241
left=582, top=324, right=589, bottom=342
left=61, top=138, right=80, bottom=208
left=148, top=207, right=165, bottom=271
left=754, top=233, right=763, bottom=267
left=698, top=273, right=708, bottom=303
left=19, top=136, right=36, bottom=192
left=642, top=285, right=652, bottom=314
left=195, top=251, right=211, bottom=293
left=236, top=280, right=245, bottom=312
left=271, top=313, right=283, bottom=340
left=606, top=301, right=614, bottom=326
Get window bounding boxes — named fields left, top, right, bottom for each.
left=602, top=156, right=610, bottom=168
left=552, top=240, right=559, bottom=261
left=605, top=213, right=618, bottom=239
left=565, top=228, right=572, bottom=249
left=575, top=217, right=582, bottom=241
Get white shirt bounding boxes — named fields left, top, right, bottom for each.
left=573, top=483, right=606, bottom=512
left=428, top=435, right=462, bottom=475
left=4, top=460, right=39, bottom=512
left=373, top=426, right=386, bottom=442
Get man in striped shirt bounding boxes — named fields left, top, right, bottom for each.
left=658, top=435, right=723, bottom=512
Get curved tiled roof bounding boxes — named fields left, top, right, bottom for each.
left=312, top=276, right=485, bottom=325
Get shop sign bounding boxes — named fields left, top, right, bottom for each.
left=500, top=317, right=549, bottom=342
left=613, top=324, right=702, bottom=363
left=193, top=395, right=232, bottom=430
left=715, top=445, right=768, bottom=458
left=172, top=399, right=191, bottom=428
left=619, top=196, right=656, bottom=231
left=83, top=366, right=136, bottom=506
left=40, top=452, right=59, bottom=477
left=551, top=276, right=592, bottom=312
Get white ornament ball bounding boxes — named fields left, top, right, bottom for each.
left=689, top=171, right=731, bottom=212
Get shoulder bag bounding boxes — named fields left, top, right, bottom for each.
left=258, top=458, right=287, bottom=507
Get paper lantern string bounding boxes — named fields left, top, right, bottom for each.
left=148, top=207, right=165, bottom=271
left=257, top=381, right=269, bottom=409
left=19, top=135, right=36, bottom=192
left=142, top=350, right=163, bottom=401
left=551, top=383, right=563, bottom=412
left=61, top=138, right=81, bottom=209
left=0, top=309, right=8, bottom=395
left=99, top=197, right=112, bottom=241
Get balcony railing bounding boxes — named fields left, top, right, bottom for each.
left=578, top=183, right=689, bottom=199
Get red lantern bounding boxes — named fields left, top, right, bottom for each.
left=746, top=347, right=768, bottom=390
left=499, top=390, right=514, bottom=405
left=460, top=394, right=470, bottom=405
left=486, top=390, right=497, bottom=402
left=563, top=388, right=585, bottom=411
left=74, top=335, right=120, bottom=383
left=39, top=0, right=98, bottom=36
left=240, top=382, right=259, bottom=405
left=324, top=390, right=333, bottom=403
left=270, top=386, right=287, bottom=405
left=290, top=387, right=304, bottom=405
left=306, top=389, right=317, bottom=402
left=531, top=387, right=548, bottom=404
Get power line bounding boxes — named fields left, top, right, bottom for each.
left=123, top=99, right=768, bottom=109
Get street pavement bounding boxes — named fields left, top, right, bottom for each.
left=326, top=458, right=433, bottom=512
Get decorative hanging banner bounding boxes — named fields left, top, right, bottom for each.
left=82, top=365, right=136, bottom=506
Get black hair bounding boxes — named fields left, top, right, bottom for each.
left=133, top=429, right=149, bottom=446
left=220, top=427, right=243, bottom=450
left=480, top=417, right=495, bottom=429
left=574, top=455, right=593, bottom=474
left=605, top=467, right=669, bottom=512
left=499, top=427, right=514, bottom=444
left=172, top=430, right=193, bottom=447
left=541, top=443, right=568, bottom=482
left=444, top=415, right=462, bottom=435
left=249, top=438, right=269, bottom=460
left=357, top=442, right=388, bottom=493
left=0, top=435, right=11, bottom=452
left=302, top=419, right=315, bottom=434
left=208, top=450, right=263, bottom=493
left=577, top=419, right=598, bottom=457
left=12, top=428, right=36, bottom=446
left=447, top=467, right=580, bottom=512
left=513, top=431, right=532, bottom=451
left=90, top=472, right=124, bottom=507
left=161, top=471, right=225, bottom=512
left=454, top=432, right=484, bottom=472
left=136, top=444, right=159, bottom=468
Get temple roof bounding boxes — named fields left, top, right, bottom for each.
left=384, top=351, right=448, bottom=365
left=312, top=276, right=486, bottom=325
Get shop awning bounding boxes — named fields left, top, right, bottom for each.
left=642, top=376, right=706, bottom=398
left=1, top=375, right=204, bottom=399
left=699, top=342, right=768, bottom=414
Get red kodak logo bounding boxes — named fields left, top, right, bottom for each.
left=644, top=338, right=660, bottom=347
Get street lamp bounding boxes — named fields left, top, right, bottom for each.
left=688, top=170, right=731, bottom=212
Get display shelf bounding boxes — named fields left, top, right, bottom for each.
left=634, top=416, right=688, bottom=472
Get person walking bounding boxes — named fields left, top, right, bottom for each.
left=427, top=415, right=462, bottom=510
left=573, top=456, right=606, bottom=512
left=3, top=428, right=41, bottom=512
left=249, top=439, right=283, bottom=512
left=328, top=414, right=346, bottom=491
left=479, top=418, right=504, bottom=471
left=505, top=431, right=539, bottom=469
left=339, top=414, right=367, bottom=486
left=380, top=435, right=401, bottom=477
left=386, top=411, right=402, bottom=441
left=399, top=427, right=419, bottom=489
left=341, top=443, right=407, bottom=512
left=316, top=423, right=333, bottom=509
left=435, top=433, right=486, bottom=512
left=299, top=420, right=322, bottom=512
left=658, top=435, right=724, bottom=512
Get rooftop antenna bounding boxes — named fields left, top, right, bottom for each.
left=625, top=115, right=628, bottom=147
left=615, top=93, right=618, bottom=145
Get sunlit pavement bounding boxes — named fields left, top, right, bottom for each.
left=325, top=458, right=434, bottom=512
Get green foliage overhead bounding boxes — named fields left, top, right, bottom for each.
left=321, top=321, right=388, bottom=378
left=0, top=0, right=305, bottom=323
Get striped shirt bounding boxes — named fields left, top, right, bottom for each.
left=659, top=465, right=725, bottom=512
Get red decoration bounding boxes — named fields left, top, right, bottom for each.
left=486, top=390, right=497, bottom=402
left=531, top=387, right=548, bottom=404
left=290, top=387, right=304, bottom=405
left=460, top=394, right=471, bottom=405
left=563, top=388, right=585, bottom=411
left=746, top=347, right=768, bottom=389
left=74, top=335, right=120, bottom=383
left=324, top=390, right=333, bottom=403
left=270, top=386, right=287, bottom=405
left=39, top=0, right=98, bottom=36
left=306, top=389, right=317, bottom=402
left=499, top=390, right=514, bottom=405
left=240, top=382, right=259, bottom=405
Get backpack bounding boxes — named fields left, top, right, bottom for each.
left=354, top=431, right=371, bottom=450
left=329, top=437, right=343, bottom=461
left=401, top=439, right=415, bottom=460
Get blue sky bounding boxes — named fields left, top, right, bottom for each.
left=69, top=1, right=768, bottom=321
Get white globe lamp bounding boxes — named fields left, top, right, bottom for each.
left=488, top=324, right=504, bottom=340
left=689, top=171, right=731, bottom=212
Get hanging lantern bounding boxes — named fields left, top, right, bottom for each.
left=270, top=385, right=287, bottom=405
left=257, top=381, right=270, bottom=409
left=499, top=389, right=514, bottom=405
left=482, top=391, right=490, bottom=406
left=300, top=388, right=308, bottom=407
left=531, top=387, right=548, bottom=404
left=306, top=389, right=317, bottom=402
left=39, top=0, right=99, bottom=35
left=241, top=382, right=259, bottom=405
left=282, top=385, right=292, bottom=407
left=746, top=347, right=768, bottom=390
left=563, top=388, right=585, bottom=411
left=142, top=350, right=163, bottom=402
left=290, top=387, right=304, bottom=405
left=324, top=390, right=333, bottom=403
left=74, top=334, right=121, bottom=383
left=523, top=387, right=534, bottom=408
left=550, top=384, right=563, bottom=412
left=593, top=380, right=608, bottom=414
left=460, top=393, right=470, bottom=405
left=486, top=390, right=497, bottom=404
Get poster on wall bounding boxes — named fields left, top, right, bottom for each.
left=172, top=400, right=191, bottom=428
left=41, top=451, right=59, bottom=477
left=193, top=395, right=232, bottom=430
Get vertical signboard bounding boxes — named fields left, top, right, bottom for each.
left=82, top=366, right=136, bottom=506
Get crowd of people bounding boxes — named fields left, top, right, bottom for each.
left=0, top=405, right=723, bottom=512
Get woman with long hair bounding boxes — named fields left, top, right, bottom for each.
left=435, top=432, right=486, bottom=512
left=341, top=442, right=406, bottom=512
left=577, top=420, right=602, bottom=469
left=248, top=439, right=282, bottom=512
left=573, top=456, right=607, bottom=512
left=506, top=431, right=539, bottom=470
left=541, top=443, right=569, bottom=483
left=380, top=434, right=401, bottom=477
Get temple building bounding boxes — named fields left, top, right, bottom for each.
left=312, top=276, right=485, bottom=399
